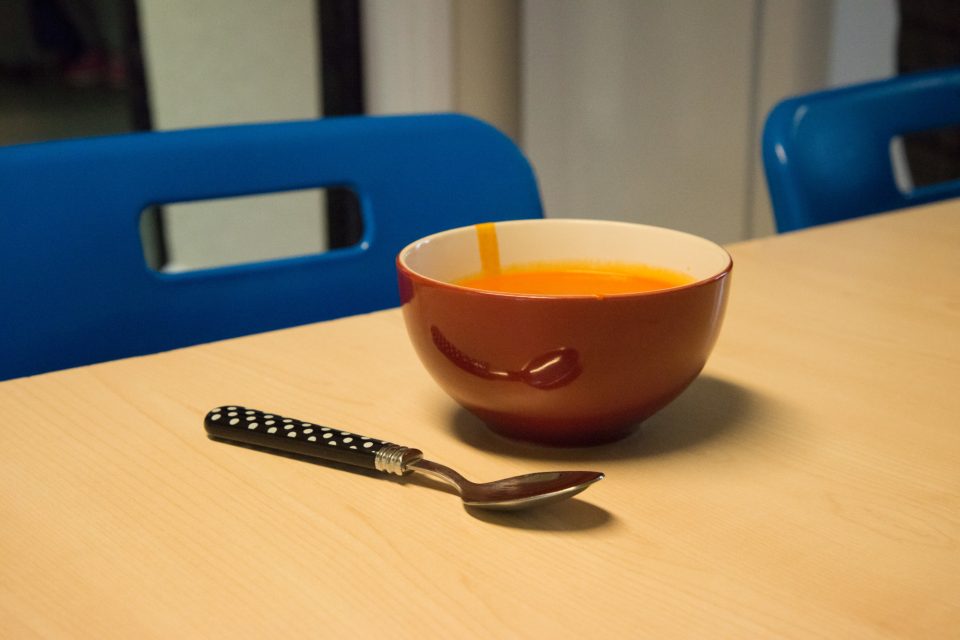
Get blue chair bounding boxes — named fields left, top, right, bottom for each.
left=0, top=114, right=543, bottom=380
left=762, top=66, right=960, bottom=232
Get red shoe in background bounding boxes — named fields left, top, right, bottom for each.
left=63, top=50, right=107, bottom=87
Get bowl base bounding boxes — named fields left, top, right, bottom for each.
left=480, top=416, right=640, bottom=447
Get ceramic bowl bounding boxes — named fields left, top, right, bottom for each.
left=396, top=219, right=732, bottom=446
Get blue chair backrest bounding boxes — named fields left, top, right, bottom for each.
left=762, top=66, right=960, bottom=232
left=0, top=114, right=543, bottom=380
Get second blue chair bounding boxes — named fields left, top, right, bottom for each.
left=0, top=114, right=543, bottom=380
left=762, top=66, right=960, bottom=232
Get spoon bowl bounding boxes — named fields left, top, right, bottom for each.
left=408, top=459, right=603, bottom=509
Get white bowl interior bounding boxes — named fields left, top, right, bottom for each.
left=400, top=219, right=731, bottom=285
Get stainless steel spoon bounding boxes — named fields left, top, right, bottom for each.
left=204, top=406, right=603, bottom=510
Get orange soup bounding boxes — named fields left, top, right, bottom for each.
left=455, top=261, right=694, bottom=295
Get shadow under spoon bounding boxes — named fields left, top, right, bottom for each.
left=204, top=405, right=604, bottom=510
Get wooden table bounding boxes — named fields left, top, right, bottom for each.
left=2, top=203, right=958, bottom=638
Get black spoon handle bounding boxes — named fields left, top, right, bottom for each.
left=204, top=406, right=422, bottom=475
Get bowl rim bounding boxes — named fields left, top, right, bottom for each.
left=396, top=218, right=733, bottom=300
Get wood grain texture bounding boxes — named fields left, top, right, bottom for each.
left=2, top=204, right=958, bottom=638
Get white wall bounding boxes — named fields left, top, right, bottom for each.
left=522, top=0, right=760, bottom=244
left=362, top=0, right=519, bottom=140
left=748, top=0, right=834, bottom=237
left=362, top=0, right=453, bottom=114
left=828, top=0, right=897, bottom=87
left=138, top=0, right=324, bottom=271
left=522, top=0, right=898, bottom=243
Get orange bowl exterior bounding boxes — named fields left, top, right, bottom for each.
left=397, top=262, right=731, bottom=446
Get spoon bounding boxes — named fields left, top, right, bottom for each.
left=204, top=406, right=603, bottom=510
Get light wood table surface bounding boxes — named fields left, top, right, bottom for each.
left=2, top=203, right=958, bottom=638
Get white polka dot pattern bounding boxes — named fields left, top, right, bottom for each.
left=204, top=405, right=406, bottom=472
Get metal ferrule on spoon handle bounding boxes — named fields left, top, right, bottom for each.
left=204, top=406, right=423, bottom=475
